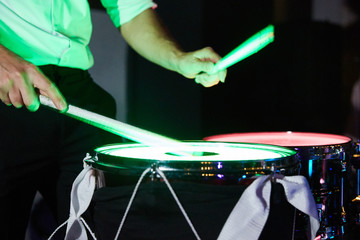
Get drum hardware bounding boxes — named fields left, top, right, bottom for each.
left=297, top=144, right=348, bottom=240
left=351, top=141, right=360, bottom=226
left=342, top=206, right=347, bottom=224
left=270, top=164, right=277, bottom=182
left=352, top=195, right=360, bottom=226
left=269, top=164, right=287, bottom=182
left=150, top=162, right=159, bottom=181
left=352, top=196, right=360, bottom=202
left=204, top=132, right=352, bottom=240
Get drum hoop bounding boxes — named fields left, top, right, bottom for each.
left=88, top=141, right=299, bottom=178
left=204, top=132, right=352, bottom=148
left=294, top=141, right=353, bottom=160
left=86, top=152, right=299, bottom=178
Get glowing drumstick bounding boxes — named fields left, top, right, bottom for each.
left=210, top=24, right=274, bottom=74
left=39, top=96, right=191, bottom=155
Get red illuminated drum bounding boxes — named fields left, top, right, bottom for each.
left=205, top=131, right=352, bottom=239
left=204, top=131, right=351, bottom=147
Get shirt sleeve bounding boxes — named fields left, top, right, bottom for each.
left=100, top=0, right=156, bottom=28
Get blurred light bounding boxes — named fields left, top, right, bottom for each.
left=309, top=159, right=313, bottom=177
left=320, top=178, right=325, bottom=185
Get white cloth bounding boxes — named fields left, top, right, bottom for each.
left=64, top=163, right=97, bottom=240
left=218, top=174, right=320, bottom=240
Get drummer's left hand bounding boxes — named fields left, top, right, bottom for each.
left=176, top=47, right=227, bottom=87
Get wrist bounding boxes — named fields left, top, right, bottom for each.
left=168, top=49, right=185, bottom=74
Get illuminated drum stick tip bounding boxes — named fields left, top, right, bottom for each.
left=210, top=24, right=274, bottom=74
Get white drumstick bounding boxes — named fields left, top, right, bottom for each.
left=209, top=25, right=274, bottom=74
left=39, top=95, right=191, bottom=156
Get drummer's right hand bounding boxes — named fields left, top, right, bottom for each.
left=0, top=44, right=67, bottom=112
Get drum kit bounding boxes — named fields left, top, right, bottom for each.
left=204, top=132, right=360, bottom=239
left=41, top=25, right=360, bottom=239
left=42, top=104, right=360, bottom=240
left=43, top=91, right=360, bottom=239
left=81, top=132, right=360, bottom=240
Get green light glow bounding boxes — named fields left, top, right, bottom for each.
left=40, top=96, right=190, bottom=155
left=64, top=105, right=187, bottom=149
left=95, top=142, right=296, bottom=162
left=210, top=25, right=274, bottom=74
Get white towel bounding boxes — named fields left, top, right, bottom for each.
left=64, top=163, right=96, bottom=240
left=60, top=165, right=319, bottom=240
left=217, top=174, right=320, bottom=240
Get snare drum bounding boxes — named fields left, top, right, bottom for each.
left=205, top=132, right=352, bottom=239
left=85, top=141, right=299, bottom=240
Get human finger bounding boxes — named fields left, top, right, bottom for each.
left=218, top=69, right=227, bottom=83
left=31, top=69, right=67, bottom=112
left=0, top=84, right=11, bottom=106
left=195, top=73, right=220, bottom=88
left=193, top=47, right=222, bottom=62
left=0, top=93, right=12, bottom=106
left=18, top=72, right=40, bottom=111
left=8, top=88, right=24, bottom=108
left=191, top=47, right=224, bottom=76
left=191, top=60, right=216, bottom=76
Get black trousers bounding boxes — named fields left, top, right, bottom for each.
left=0, top=65, right=118, bottom=240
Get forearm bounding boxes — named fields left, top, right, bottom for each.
left=120, top=8, right=184, bottom=74
left=120, top=8, right=226, bottom=87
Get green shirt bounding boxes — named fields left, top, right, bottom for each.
left=0, top=0, right=154, bottom=70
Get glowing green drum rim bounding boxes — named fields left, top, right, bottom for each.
left=87, top=141, right=299, bottom=180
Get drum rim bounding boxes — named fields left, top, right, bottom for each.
left=93, top=141, right=297, bottom=161
left=86, top=141, right=299, bottom=177
left=204, top=131, right=352, bottom=147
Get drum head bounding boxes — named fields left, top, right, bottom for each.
left=87, top=141, right=298, bottom=181
left=204, top=132, right=351, bottom=147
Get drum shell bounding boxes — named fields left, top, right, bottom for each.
left=85, top=142, right=299, bottom=240
left=295, top=143, right=349, bottom=194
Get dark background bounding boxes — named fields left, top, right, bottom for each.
left=89, top=0, right=360, bottom=141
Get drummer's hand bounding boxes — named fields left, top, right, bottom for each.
left=176, top=47, right=227, bottom=87
left=0, top=44, right=67, bottom=112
